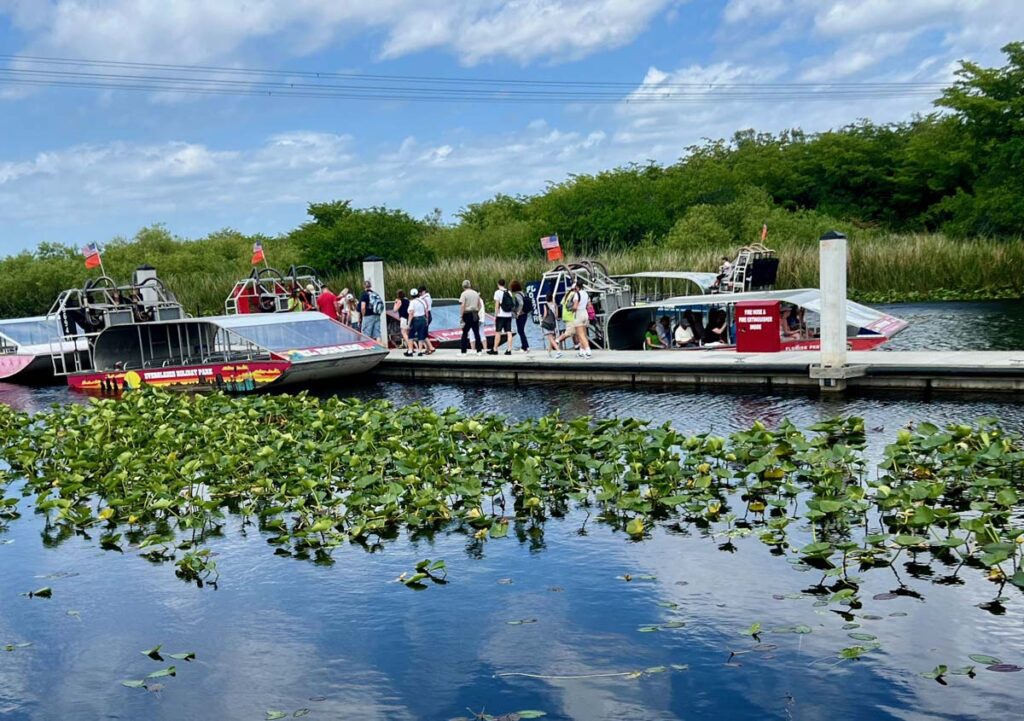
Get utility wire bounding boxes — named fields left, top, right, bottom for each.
left=0, top=53, right=946, bottom=105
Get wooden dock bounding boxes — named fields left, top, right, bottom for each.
left=373, top=349, right=1024, bottom=393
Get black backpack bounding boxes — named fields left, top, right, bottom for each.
left=499, top=289, right=516, bottom=313
left=521, top=292, right=534, bottom=315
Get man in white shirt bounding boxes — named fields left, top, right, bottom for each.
left=458, top=280, right=485, bottom=354
left=489, top=279, right=514, bottom=355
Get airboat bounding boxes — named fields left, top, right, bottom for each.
left=527, top=245, right=907, bottom=351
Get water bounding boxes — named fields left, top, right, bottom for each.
left=2, top=300, right=1024, bottom=720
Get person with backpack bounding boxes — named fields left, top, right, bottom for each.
left=489, top=278, right=515, bottom=355
left=555, top=278, right=592, bottom=359
left=509, top=280, right=532, bottom=353
left=540, top=297, right=561, bottom=357
left=360, top=280, right=385, bottom=345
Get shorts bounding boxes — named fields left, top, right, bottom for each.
left=495, top=316, right=513, bottom=333
left=400, top=317, right=409, bottom=331
left=411, top=317, right=428, bottom=341
left=567, top=319, right=588, bottom=329
left=542, top=326, right=557, bottom=337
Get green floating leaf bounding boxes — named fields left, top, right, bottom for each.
left=146, top=666, right=176, bottom=679
left=921, top=665, right=948, bottom=680
left=644, top=666, right=668, bottom=674
left=168, top=652, right=196, bottom=661
left=120, top=680, right=146, bottom=689
left=742, top=622, right=762, bottom=636
left=848, top=633, right=877, bottom=641
left=266, top=712, right=288, bottom=721
left=968, top=654, right=1002, bottom=665
left=516, top=711, right=547, bottom=719
left=293, top=710, right=311, bottom=718
left=661, top=621, right=686, bottom=629
left=142, top=645, right=163, bottom=660
left=637, top=625, right=660, bottom=633
left=893, top=535, right=928, bottom=547
left=839, top=646, right=868, bottom=660
left=28, top=587, right=52, bottom=599
left=625, top=518, right=645, bottom=537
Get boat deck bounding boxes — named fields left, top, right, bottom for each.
left=374, top=349, right=1024, bottom=393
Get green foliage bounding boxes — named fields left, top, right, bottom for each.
left=289, top=200, right=433, bottom=274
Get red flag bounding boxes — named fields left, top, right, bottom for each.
left=760, top=223, right=768, bottom=242
left=81, top=242, right=101, bottom=269
left=251, top=241, right=265, bottom=265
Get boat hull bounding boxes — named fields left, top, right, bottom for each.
left=0, top=352, right=86, bottom=383
left=68, top=347, right=387, bottom=395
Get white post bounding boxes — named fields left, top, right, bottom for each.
left=362, top=256, right=387, bottom=345
left=819, top=231, right=847, bottom=369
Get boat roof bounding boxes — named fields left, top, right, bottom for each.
left=0, top=316, right=62, bottom=350
left=649, top=288, right=908, bottom=337
left=615, top=271, right=720, bottom=292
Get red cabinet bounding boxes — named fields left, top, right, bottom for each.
left=736, top=301, right=781, bottom=352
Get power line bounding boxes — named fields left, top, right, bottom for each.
left=0, top=53, right=947, bottom=105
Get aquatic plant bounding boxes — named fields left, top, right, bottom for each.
left=3, top=390, right=1024, bottom=676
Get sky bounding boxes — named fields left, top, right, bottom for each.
left=0, top=0, right=1021, bottom=255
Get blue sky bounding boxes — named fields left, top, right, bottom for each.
left=0, top=0, right=1020, bottom=255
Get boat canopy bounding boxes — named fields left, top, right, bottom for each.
left=90, top=312, right=376, bottom=372
left=614, top=271, right=720, bottom=294
left=0, top=316, right=61, bottom=350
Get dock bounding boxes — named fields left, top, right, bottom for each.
left=373, top=349, right=1024, bottom=393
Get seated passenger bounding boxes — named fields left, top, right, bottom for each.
left=684, top=309, right=705, bottom=344
left=712, top=256, right=733, bottom=291
left=674, top=320, right=696, bottom=347
left=704, top=309, right=729, bottom=344
left=780, top=306, right=802, bottom=340
left=644, top=322, right=665, bottom=350
left=657, top=316, right=673, bottom=348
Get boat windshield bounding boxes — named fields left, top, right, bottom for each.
left=0, top=319, right=59, bottom=347
left=223, top=317, right=366, bottom=351
left=428, top=300, right=464, bottom=330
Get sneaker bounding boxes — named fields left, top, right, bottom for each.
left=554, top=352, right=563, bottom=359
left=403, top=352, right=413, bottom=357
left=417, top=352, right=425, bottom=357
left=521, top=348, right=530, bottom=354
left=461, top=350, right=467, bottom=355
left=584, top=352, right=592, bottom=359
left=504, top=350, right=512, bottom=356
left=487, top=350, right=498, bottom=355
left=476, top=350, right=483, bottom=355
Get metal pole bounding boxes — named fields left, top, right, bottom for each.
left=819, top=230, right=847, bottom=369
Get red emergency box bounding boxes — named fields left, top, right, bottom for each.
left=736, top=300, right=781, bottom=352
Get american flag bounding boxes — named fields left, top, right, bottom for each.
left=251, top=240, right=265, bottom=265
left=540, top=234, right=560, bottom=250
left=81, top=242, right=101, bottom=269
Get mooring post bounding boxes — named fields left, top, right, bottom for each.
left=363, top=255, right=387, bottom=347
left=810, top=230, right=864, bottom=392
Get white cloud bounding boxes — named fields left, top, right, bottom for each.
left=1, top=0, right=677, bottom=67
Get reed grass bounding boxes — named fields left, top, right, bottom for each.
left=164, top=233, right=1022, bottom=313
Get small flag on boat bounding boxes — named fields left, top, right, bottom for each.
left=81, top=242, right=102, bottom=269
left=760, top=223, right=768, bottom=242
left=540, top=234, right=560, bottom=250
left=251, top=240, right=265, bottom=265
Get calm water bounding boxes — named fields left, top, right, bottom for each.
left=2, top=301, right=1024, bottom=721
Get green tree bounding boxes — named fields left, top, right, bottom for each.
left=289, top=201, right=433, bottom=274
left=934, top=41, right=1024, bottom=236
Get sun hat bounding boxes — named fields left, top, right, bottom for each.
left=410, top=288, right=419, bottom=297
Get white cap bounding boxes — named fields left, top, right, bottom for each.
left=410, top=288, right=419, bottom=297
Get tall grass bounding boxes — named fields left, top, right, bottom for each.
left=157, top=233, right=1021, bottom=313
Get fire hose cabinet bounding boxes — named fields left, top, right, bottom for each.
left=736, top=300, right=781, bottom=352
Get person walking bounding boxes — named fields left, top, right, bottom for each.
left=540, top=297, right=561, bottom=357
left=360, top=280, right=384, bottom=345
left=418, top=285, right=436, bottom=354
left=459, top=279, right=484, bottom=354
left=408, top=288, right=429, bottom=356
left=490, top=278, right=515, bottom=355
left=510, top=280, right=532, bottom=353
left=394, top=289, right=412, bottom=355
left=317, top=286, right=339, bottom=320
left=348, top=294, right=361, bottom=331
left=555, top=279, right=592, bottom=358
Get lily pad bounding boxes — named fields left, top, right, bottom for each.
left=986, top=664, right=1023, bottom=672
left=968, top=654, right=1002, bottom=665
left=146, top=666, right=176, bottom=679
left=848, top=633, right=877, bottom=641
left=120, top=680, right=147, bottom=689
left=266, top=712, right=288, bottom=721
